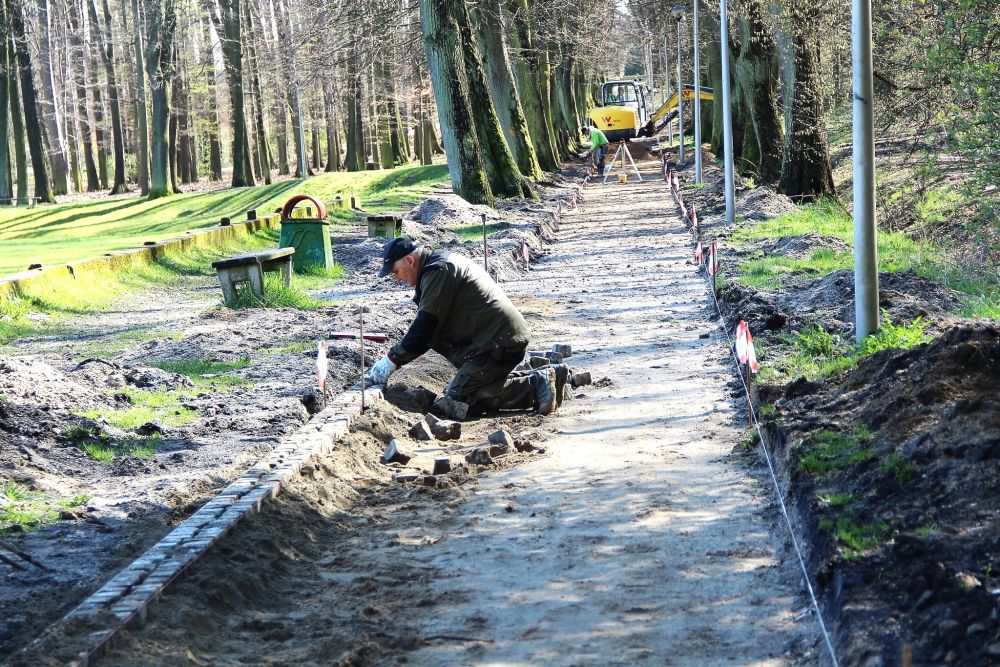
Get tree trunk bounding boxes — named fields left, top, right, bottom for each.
left=9, top=0, right=54, bottom=202
left=7, top=34, right=29, bottom=203
left=779, top=3, right=835, bottom=200
left=143, top=0, right=176, bottom=199
left=419, top=0, right=493, bottom=205
left=87, top=0, right=129, bottom=194
left=456, top=0, right=530, bottom=198
left=129, top=0, right=148, bottom=191
left=34, top=0, right=70, bottom=195
left=734, top=0, right=782, bottom=183
left=243, top=12, right=270, bottom=184
left=505, top=0, right=557, bottom=170
left=66, top=0, right=100, bottom=191
left=0, top=13, right=10, bottom=201
left=323, top=83, right=340, bottom=171
left=345, top=43, right=366, bottom=172
left=210, top=0, right=254, bottom=187
left=168, top=47, right=182, bottom=191
left=471, top=0, right=541, bottom=179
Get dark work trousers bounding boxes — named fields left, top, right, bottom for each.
left=594, top=145, right=609, bottom=175
left=444, top=343, right=534, bottom=416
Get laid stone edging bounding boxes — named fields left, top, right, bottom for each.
left=0, top=214, right=281, bottom=300
left=39, top=385, right=382, bottom=667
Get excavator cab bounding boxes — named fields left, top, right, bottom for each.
left=587, top=79, right=715, bottom=142
left=588, top=80, right=650, bottom=143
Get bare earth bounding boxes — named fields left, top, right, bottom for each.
left=94, top=159, right=823, bottom=665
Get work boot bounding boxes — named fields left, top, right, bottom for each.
left=550, top=364, right=572, bottom=408
left=533, top=367, right=557, bottom=416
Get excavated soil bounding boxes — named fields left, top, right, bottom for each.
left=16, top=147, right=826, bottom=665
left=679, top=160, right=999, bottom=665
left=0, top=180, right=570, bottom=660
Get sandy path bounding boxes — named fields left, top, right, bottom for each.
left=391, top=170, right=819, bottom=665
left=99, top=164, right=821, bottom=666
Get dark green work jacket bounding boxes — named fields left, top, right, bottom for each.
left=389, top=248, right=530, bottom=368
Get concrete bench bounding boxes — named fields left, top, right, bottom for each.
left=211, top=247, right=294, bottom=304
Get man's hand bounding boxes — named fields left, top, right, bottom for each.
left=367, top=354, right=397, bottom=385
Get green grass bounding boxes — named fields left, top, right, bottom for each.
left=880, top=452, right=914, bottom=482
left=0, top=483, right=92, bottom=535
left=817, top=492, right=856, bottom=508
left=63, top=423, right=163, bottom=461
left=798, top=427, right=875, bottom=475
left=914, top=523, right=937, bottom=537
left=77, top=404, right=196, bottom=429
left=0, top=165, right=450, bottom=277
left=760, top=314, right=930, bottom=383
left=262, top=341, right=315, bottom=355
left=223, top=274, right=325, bottom=310
left=448, top=221, right=511, bottom=243
left=150, top=356, right=250, bottom=382
left=818, top=516, right=892, bottom=557
left=728, top=198, right=1000, bottom=317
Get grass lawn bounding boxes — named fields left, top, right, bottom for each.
left=0, top=165, right=450, bottom=278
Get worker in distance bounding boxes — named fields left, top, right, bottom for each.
left=367, top=236, right=570, bottom=420
left=583, top=123, right=610, bottom=177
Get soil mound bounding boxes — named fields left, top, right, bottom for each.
left=737, top=188, right=797, bottom=220
left=761, top=232, right=850, bottom=259
left=722, top=269, right=964, bottom=338
left=767, top=324, right=1000, bottom=666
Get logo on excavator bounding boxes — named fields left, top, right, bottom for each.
left=602, top=116, right=612, bottom=125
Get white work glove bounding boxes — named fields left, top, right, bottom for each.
left=367, top=354, right=397, bottom=385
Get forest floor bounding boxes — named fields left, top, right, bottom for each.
left=2, top=142, right=997, bottom=666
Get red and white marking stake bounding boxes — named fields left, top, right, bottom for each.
left=735, top=320, right=760, bottom=374
left=695, top=241, right=704, bottom=267
left=316, top=341, right=328, bottom=391
left=708, top=239, right=720, bottom=276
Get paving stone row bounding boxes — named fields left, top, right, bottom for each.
left=60, top=385, right=382, bottom=667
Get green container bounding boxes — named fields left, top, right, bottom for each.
left=278, top=219, right=333, bottom=271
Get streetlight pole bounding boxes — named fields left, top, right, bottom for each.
left=664, top=31, right=673, bottom=146
left=853, top=0, right=879, bottom=339
left=672, top=7, right=685, bottom=163
left=719, top=0, right=735, bottom=224
left=693, top=0, right=703, bottom=183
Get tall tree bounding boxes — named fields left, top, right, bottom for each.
left=132, top=0, right=149, bottom=192
left=779, top=2, right=835, bottom=199
left=344, top=42, right=366, bottom=171
left=419, top=0, right=493, bottom=205
left=8, top=0, right=54, bottom=202
left=0, top=2, right=12, bottom=201
left=471, top=0, right=541, bottom=180
left=209, top=0, right=254, bottom=187
left=66, top=0, right=100, bottom=191
left=7, top=34, right=28, bottom=203
left=456, top=0, right=531, bottom=198
left=506, top=0, right=558, bottom=170
left=733, top=0, right=782, bottom=182
left=90, top=0, right=129, bottom=193
left=33, top=0, right=69, bottom=195
left=143, top=0, right=176, bottom=198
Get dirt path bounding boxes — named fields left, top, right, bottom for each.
left=100, top=162, right=821, bottom=665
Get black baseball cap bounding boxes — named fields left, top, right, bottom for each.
left=378, top=236, right=417, bottom=277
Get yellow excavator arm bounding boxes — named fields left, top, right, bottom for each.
left=640, top=84, right=715, bottom=137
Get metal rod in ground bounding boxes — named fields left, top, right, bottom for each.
left=482, top=213, right=488, bottom=272
left=360, top=311, right=366, bottom=414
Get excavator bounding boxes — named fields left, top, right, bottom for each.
left=587, top=79, right=714, bottom=143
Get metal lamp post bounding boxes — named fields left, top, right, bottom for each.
left=672, top=6, right=685, bottom=163
left=853, top=0, right=879, bottom=339
left=693, top=0, right=703, bottom=183
left=719, top=0, right=735, bottom=224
